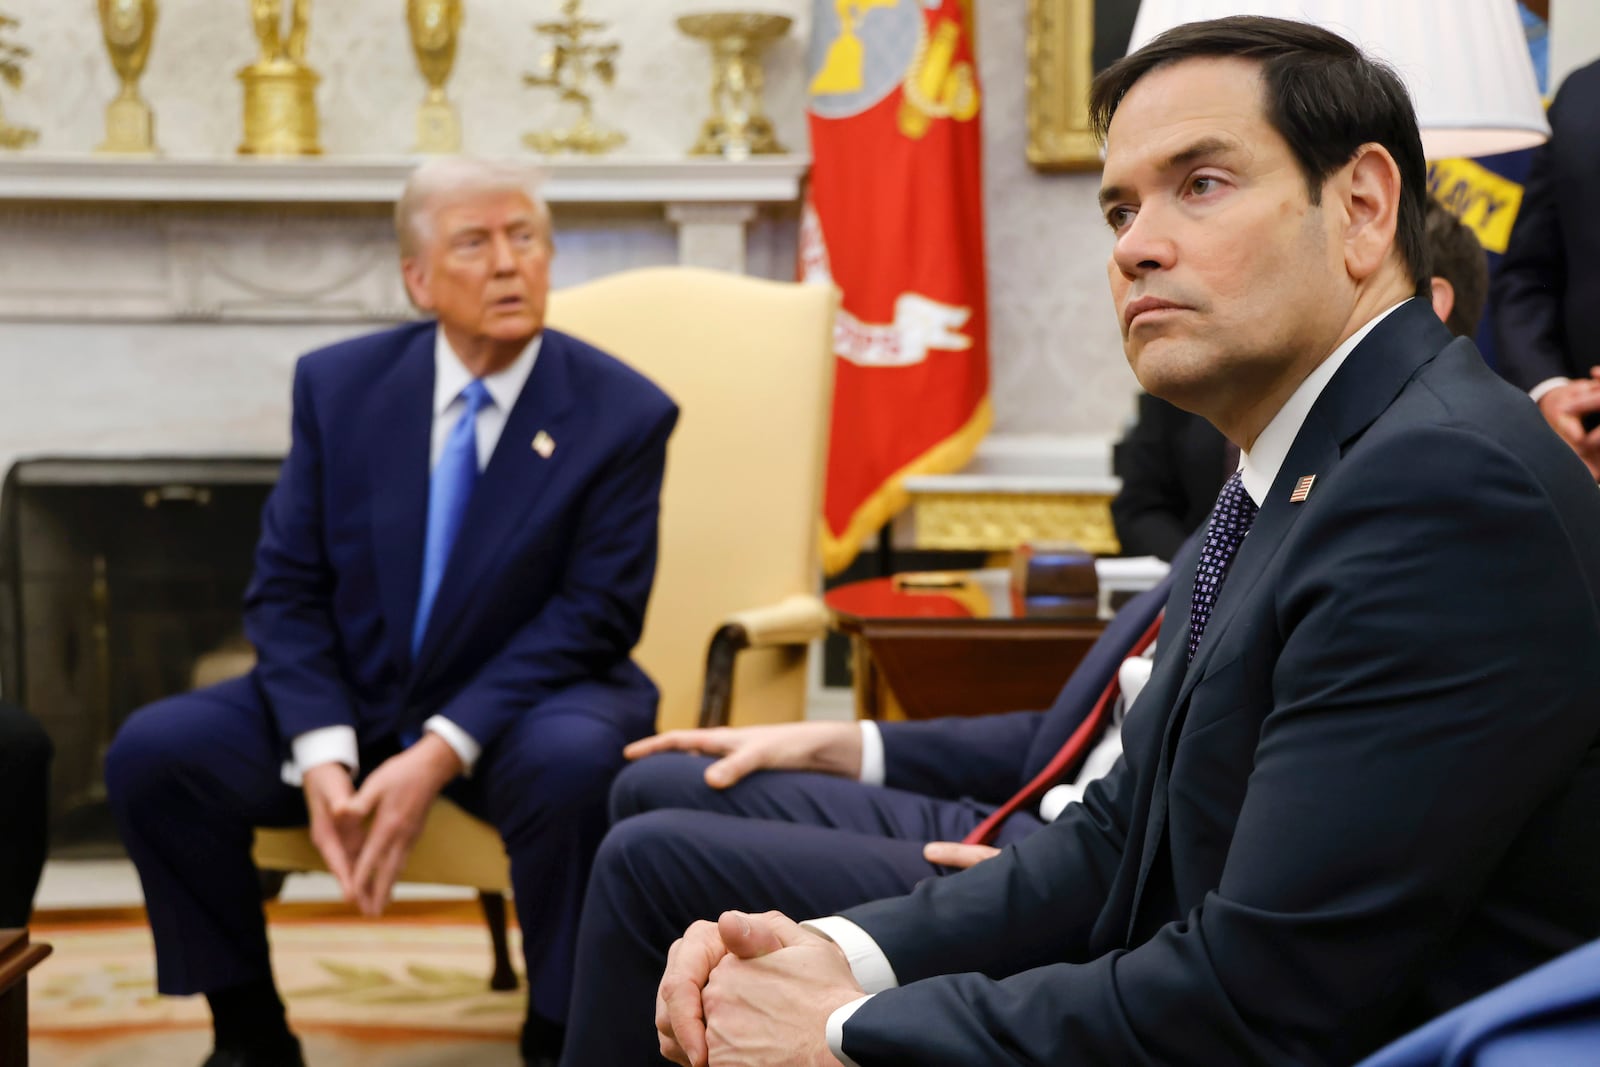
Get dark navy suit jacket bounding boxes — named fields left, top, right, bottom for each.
left=242, top=321, right=678, bottom=753
left=1494, top=58, right=1600, bottom=389
left=837, top=300, right=1600, bottom=1065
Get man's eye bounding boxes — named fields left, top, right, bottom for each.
left=1190, top=176, right=1218, bottom=195
left=1107, top=206, right=1135, bottom=231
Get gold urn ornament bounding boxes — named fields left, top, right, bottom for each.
left=408, top=0, right=462, bottom=153
left=0, top=11, right=37, bottom=150
left=96, top=0, right=160, bottom=155
left=678, top=12, right=790, bottom=159
left=237, top=0, right=321, bottom=156
left=522, top=0, right=625, bottom=155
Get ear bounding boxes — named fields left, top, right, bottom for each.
left=400, top=257, right=435, bottom=312
left=1340, top=143, right=1403, bottom=284
left=1428, top=276, right=1456, bottom=327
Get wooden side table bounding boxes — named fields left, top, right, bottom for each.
left=0, top=929, right=52, bottom=1066
left=826, top=570, right=1107, bottom=721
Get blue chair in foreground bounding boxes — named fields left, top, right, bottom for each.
left=1355, top=938, right=1600, bottom=1067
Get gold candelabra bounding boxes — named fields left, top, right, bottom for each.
left=0, top=11, right=37, bottom=150
left=96, top=0, right=159, bottom=154
left=237, top=0, right=321, bottom=156
left=408, top=0, right=462, bottom=153
left=678, top=12, right=790, bottom=160
left=522, top=0, right=625, bottom=155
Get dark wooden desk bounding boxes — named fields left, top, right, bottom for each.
left=0, top=929, right=52, bottom=1066
left=826, top=570, right=1107, bottom=721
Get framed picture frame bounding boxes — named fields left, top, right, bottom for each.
left=1026, top=0, right=1144, bottom=170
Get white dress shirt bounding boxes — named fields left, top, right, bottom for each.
left=282, top=327, right=543, bottom=786
left=815, top=299, right=1414, bottom=1063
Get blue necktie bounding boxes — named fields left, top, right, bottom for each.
left=1188, top=470, right=1258, bottom=662
left=412, top=379, right=493, bottom=657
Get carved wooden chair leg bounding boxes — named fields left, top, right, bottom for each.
left=479, top=890, right=518, bottom=991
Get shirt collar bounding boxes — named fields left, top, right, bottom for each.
left=432, top=326, right=542, bottom=417
left=1237, top=299, right=1411, bottom=506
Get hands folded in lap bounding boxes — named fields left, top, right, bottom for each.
left=301, top=734, right=464, bottom=917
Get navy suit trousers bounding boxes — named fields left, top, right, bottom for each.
left=559, top=751, right=1043, bottom=1066
left=105, top=674, right=648, bottom=1024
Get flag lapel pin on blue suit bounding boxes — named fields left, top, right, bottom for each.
left=532, top=431, right=555, bottom=458
left=1289, top=475, right=1315, bottom=503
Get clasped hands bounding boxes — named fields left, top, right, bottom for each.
left=301, top=733, right=463, bottom=917
left=656, top=909, right=863, bottom=1067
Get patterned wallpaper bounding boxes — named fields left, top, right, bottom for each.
left=4, top=0, right=1139, bottom=442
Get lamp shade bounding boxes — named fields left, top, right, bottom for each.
left=1126, top=0, right=1549, bottom=159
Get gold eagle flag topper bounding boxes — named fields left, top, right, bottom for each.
left=408, top=0, right=463, bottom=153
left=96, top=0, right=159, bottom=155
left=0, top=11, right=37, bottom=150
left=238, top=0, right=321, bottom=156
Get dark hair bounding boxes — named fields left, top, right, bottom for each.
left=1089, top=16, right=1430, bottom=298
left=1423, top=198, right=1488, bottom=338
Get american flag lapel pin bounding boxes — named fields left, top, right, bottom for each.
left=531, top=430, right=555, bottom=458
left=1289, top=475, right=1316, bottom=503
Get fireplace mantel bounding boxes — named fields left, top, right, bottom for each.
left=0, top=154, right=811, bottom=207
left=0, top=154, right=809, bottom=326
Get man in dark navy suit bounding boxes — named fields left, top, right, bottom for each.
left=1493, top=57, right=1600, bottom=480
left=650, top=18, right=1600, bottom=1067
left=106, top=157, right=677, bottom=1067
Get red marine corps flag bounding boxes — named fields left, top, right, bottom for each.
left=804, top=0, right=991, bottom=574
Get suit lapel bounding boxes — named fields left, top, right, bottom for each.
left=368, top=325, right=437, bottom=674
left=410, top=329, right=580, bottom=675
left=1125, top=299, right=1453, bottom=937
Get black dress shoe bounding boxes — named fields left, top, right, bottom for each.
left=201, top=1040, right=306, bottom=1067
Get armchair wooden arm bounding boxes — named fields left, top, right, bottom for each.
left=699, top=595, right=829, bottom=727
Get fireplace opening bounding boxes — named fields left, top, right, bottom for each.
left=0, top=457, right=280, bottom=858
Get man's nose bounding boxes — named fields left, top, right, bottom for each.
left=1112, top=207, right=1176, bottom=278
left=490, top=232, right=517, bottom=273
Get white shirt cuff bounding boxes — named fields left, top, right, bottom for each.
left=802, top=916, right=899, bottom=993
left=283, top=725, right=358, bottom=787
left=857, top=720, right=885, bottom=786
left=825, top=995, right=874, bottom=1067
left=423, top=715, right=481, bottom=776
left=1530, top=376, right=1570, bottom=403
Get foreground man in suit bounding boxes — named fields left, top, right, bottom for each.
left=655, top=17, right=1600, bottom=1066
left=106, top=157, right=677, bottom=1067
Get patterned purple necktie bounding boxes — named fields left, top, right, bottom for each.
left=1188, top=470, right=1259, bottom=662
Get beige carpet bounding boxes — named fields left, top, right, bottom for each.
left=29, top=904, right=525, bottom=1067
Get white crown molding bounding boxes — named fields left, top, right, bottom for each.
left=0, top=154, right=812, bottom=206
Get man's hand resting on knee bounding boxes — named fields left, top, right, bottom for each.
left=624, top=722, right=864, bottom=789
left=337, top=735, right=463, bottom=917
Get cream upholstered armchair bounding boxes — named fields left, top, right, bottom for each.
left=249, top=266, right=838, bottom=986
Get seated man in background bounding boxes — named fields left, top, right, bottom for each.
left=1112, top=196, right=1488, bottom=559
left=106, top=157, right=677, bottom=1067
left=558, top=568, right=1176, bottom=1066
left=0, top=701, right=51, bottom=928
